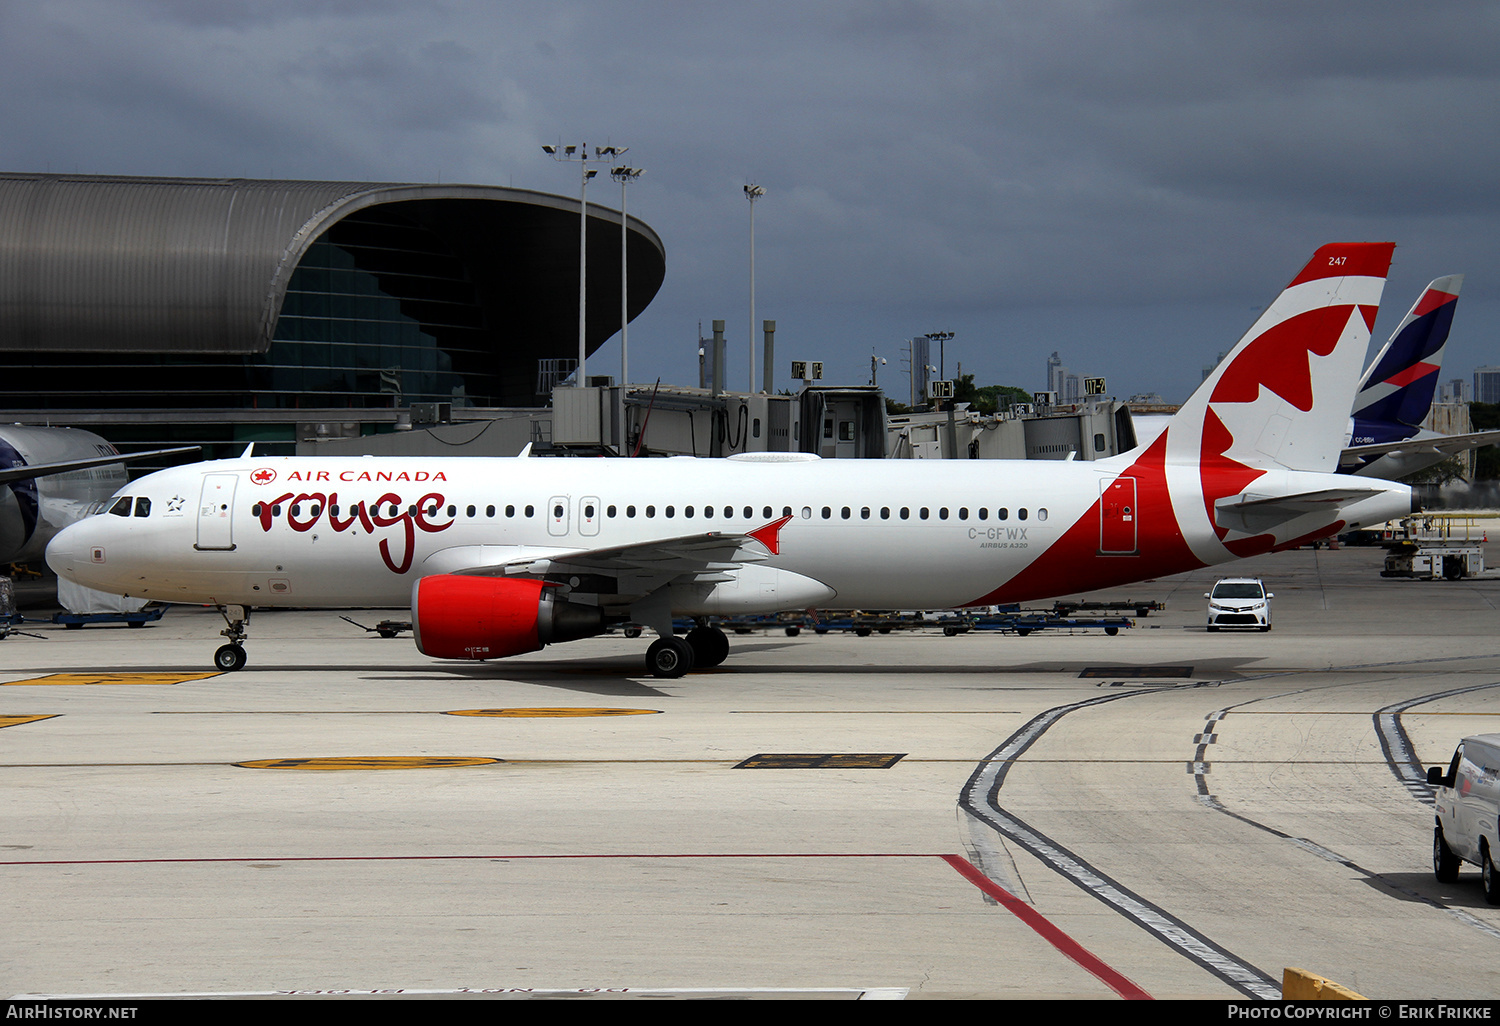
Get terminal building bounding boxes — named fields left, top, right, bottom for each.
left=0, top=172, right=666, bottom=461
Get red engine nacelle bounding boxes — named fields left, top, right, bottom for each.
left=412, top=575, right=605, bottom=660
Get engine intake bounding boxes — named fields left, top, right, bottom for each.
left=412, top=575, right=605, bottom=660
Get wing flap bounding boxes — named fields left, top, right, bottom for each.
left=431, top=527, right=779, bottom=600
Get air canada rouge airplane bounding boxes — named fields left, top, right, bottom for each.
left=47, top=242, right=1415, bottom=677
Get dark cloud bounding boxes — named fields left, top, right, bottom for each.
left=0, top=1, right=1497, bottom=401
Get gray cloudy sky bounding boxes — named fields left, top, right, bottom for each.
left=3, top=0, right=1498, bottom=402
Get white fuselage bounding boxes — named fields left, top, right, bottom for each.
left=45, top=451, right=1410, bottom=616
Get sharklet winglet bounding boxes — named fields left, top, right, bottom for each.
left=748, top=514, right=794, bottom=555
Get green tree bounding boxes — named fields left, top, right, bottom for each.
left=952, top=374, right=1032, bottom=414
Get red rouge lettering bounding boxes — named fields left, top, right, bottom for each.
left=255, top=489, right=454, bottom=573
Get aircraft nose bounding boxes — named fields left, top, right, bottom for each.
left=46, top=518, right=95, bottom=581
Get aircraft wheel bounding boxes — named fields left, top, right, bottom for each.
left=645, top=636, right=694, bottom=679
left=1435, top=827, right=1461, bottom=883
left=685, top=626, right=729, bottom=668
left=214, top=644, right=247, bottom=672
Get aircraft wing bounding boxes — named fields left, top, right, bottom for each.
left=1214, top=487, right=1391, bottom=536
left=0, top=446, right=201, bottom=487
left=1339, top=429, right=1500, bottom=467
left=433, top=517, right=793, bottom=599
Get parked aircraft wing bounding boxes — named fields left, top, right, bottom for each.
left=0, top=446, right=200, bottom=487
left=448, top=528, right=773, bottom=589
left=1339, top=429, right=1500, bottom=467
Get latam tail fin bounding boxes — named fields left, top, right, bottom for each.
left=1352, top=275, right=1462, bottom=428
left=1164, top=242, right=1395, bottom=474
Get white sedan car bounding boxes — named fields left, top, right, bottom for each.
left=1205, top=577, right=1273, bottom=631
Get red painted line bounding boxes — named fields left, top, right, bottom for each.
left=0, top=846, right=1147, bottom=999
left=940, top=853, right=1152, bottom=1001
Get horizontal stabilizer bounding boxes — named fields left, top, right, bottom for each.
left=1214, top=487, right=1387, bottom=535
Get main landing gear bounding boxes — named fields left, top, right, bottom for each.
left=213, top=604, right=250, bottom=672
left=643, top=623, right=730, bottom=679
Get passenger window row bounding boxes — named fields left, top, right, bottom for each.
left=246, top=501, right=1048, bottom=523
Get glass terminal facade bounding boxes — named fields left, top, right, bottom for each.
left=0, top=208, right=500, bottom=410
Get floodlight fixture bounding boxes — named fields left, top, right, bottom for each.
left=544, top=140, right=622, bottom=385
left=925, top=331, right=955, bottom=378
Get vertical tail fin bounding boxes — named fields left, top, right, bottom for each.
left=1165, top=242, right=1395, bottom=474
left=1352, top=275, right=1462, bottom=427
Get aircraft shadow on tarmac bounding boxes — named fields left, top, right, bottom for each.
left=10, top=650, right=1272, bottom=688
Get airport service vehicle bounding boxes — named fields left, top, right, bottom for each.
left=1204, top=577, right=1272, bottom=631
left=1428, top=734, right=1500, bottom=902
left=1379, top=514, right=1486, bottom=581
left=46, top=243, right=1415, bottom=677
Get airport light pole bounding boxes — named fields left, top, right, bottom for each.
left=925, top=331, right=955, bottom=381
left=544, top=143, right=621, bottom=386
left=611, top=164, right=643, bottom=386
left=745, top=184, right=765, bottom=393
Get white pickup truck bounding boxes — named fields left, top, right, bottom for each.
left=1429, top=734, right=1500, bottom=901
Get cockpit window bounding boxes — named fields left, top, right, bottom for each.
left=108, top=496, right=133, bottom=517
left=134, top=497, right=151, bottom=518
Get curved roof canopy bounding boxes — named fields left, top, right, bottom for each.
left=0, top=173, right=666, bottom=362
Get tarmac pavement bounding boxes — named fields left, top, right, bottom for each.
left=3, top=542, right=1499, bottom=1000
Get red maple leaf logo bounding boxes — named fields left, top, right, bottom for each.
left=249, top=468, right=277, bottom=485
